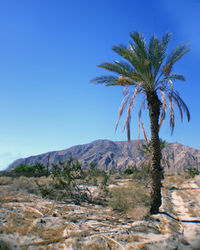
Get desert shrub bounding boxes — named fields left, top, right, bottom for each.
left=86, top=161, right=110, bottom=188
left=185, top=167, right=200, bottom=178
left=102, top=171, right=109, bottom=187
left=86, top=161, right=98, bottom=186
left=0, top=176, right=13, bottom=185
left=132, top=166, right=150, bottom=180
left=109, top=183, right=150, bottom=212
left=37, top=157, right=92, bottom=204
left=34, top=162, right=48, bottom=173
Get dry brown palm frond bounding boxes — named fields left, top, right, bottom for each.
left=127, top=119, right=131, bottom=142
left=172, top=94, right=183, bottom=122
left=141, top=120, right=150, bottom=145
left=159, top=91, right=167, bottom=129
left=173, top=91, right=190, bottom=122
left=117, top=76, right=134, bottom=86
left=122, top=99, right=136, bottom=135
left=129, top=84, right=141, bottom=107
left=137, top=99, right=146, bottom=148
left=122, top=84, right=142, bottom=135
left=115, top=91, right=131, bottom=132
left=123, top=86, right=129, bottom=95
left=169, top=95, right=175, bottom=134
left=166, top=79, right=174, bottom=92
left=122, top=88, right=140, bottom=134
left=138, top=116, right=141, bottom=148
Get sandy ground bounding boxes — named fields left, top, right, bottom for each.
left=171, top=179, right=200, bottom=249
left=1, top=176, right=200, bottom=249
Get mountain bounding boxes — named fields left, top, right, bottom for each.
left=7, top=140, right=200, bottom=173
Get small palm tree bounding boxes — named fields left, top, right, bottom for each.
left=140, top=139, right=170, bottom=173
left=91, top=32, right=190, bottom=214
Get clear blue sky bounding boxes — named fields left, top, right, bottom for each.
left=0, top=0, right=199, bottom=170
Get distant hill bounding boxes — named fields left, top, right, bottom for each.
left=7, top=140, right=200, bottom=173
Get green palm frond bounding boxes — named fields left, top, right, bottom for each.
left=91, top=75, right=118, bottom=86
left=166, top=43, right=190, bottom=65
left=112, top=43, right=150, bottom=83
left=148, top=33, right=171, bottom=80
left=129, top=32, right=148, bottom=60
left=166, top=74, right=186, bottom=82
left=98, top=62, right=133, bottom=77
left=115, top=61, right=134, bottom=75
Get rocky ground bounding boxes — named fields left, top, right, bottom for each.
left=0, top=175, right=200, bottom=249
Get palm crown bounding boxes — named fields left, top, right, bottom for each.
left=91, top=32, right=190, bottom=141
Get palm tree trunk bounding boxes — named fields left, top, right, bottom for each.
left=147, top=91, right=163, bottom=214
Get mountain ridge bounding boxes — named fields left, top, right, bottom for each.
left=7, top=139, right=200, bottom=173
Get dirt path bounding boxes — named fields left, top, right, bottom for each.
left=171, top=180, right=200, bottom=249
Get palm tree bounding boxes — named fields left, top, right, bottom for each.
left=91, top=32, right=190, bottom=214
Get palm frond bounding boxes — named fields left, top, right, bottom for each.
left=129, top=32, right=148, bottom=60
left=171, top=93, right=183, bottom=122
left=115, top=90, right=131, bottom=131
left=137, top=99, right=146, bottom=148
left=166, top=43, right=190, bottom=65
left=168, top=74, right=186, bottom=82
left=141, top=120, right=150, bottom=145
left=98, top=62, right=133, bottom=77
left=172, top=91, right=190, bottom=122
left=168, top=94, right=175, bottom=134
left=122, top=84, right=142, bottom=136
left=91, top=75, right=118, bottom=86
left=112, top=44, right=150, bottom=82
left=115, top=60, right=134, bottom=75
left=127, top=119, right=131, bottom=142
left=167, top=79, right=174, bottom=92
left=148, top=33, right=171, bottom=80
left=159, top=91, right=167, bottom=129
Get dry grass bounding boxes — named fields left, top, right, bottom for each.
left=29, top=223, right=67, bottom=240
left=136, top=242, right=148, bottom=249
left=126, top=206, right=149, bottom=220
left=158, top=218, right=170, bottom=234
left=164, top=174, right=187, bottom=189
left=109, top=182, right=150, bottom=213
left=0, top=176, right=13, bottom=185
left=187, top=207, right=200, bottom=217
left=0, top=211, right=32, bottom=234
left=117, top=234, right=145, bottom=242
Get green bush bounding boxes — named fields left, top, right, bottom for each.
left=185, top=167, right=200, bottom=178
left=14, top=164, right=35, bottom=173
left=131, top=165, right=150, bottom=181
left=124, top=167, right=135, bottom=175
left=13, top=162, right=48, bottom=175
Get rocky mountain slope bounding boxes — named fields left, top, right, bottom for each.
left=8, top=139, right=200, bottom=173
